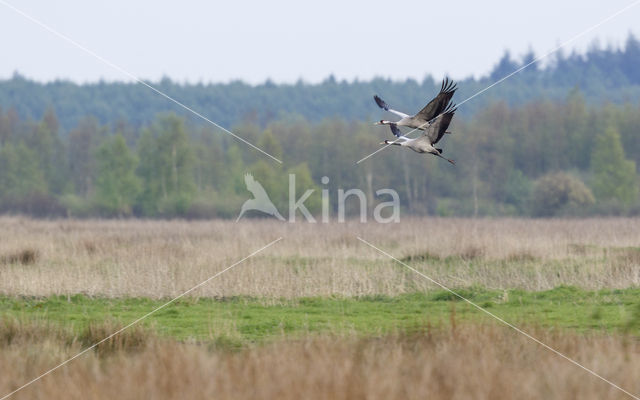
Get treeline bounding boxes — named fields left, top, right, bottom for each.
left=1, top=35, right=640, bottom=132
left=0, top=89, right=637, bottom=218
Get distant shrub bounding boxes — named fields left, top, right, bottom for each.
left=185, top=190, right=245, bottom=219
left=400, top=252, right=441, bottom=263
left=503, top=169, right=532, bottom=213
left=458, top=246, right=484, bottom=261
left=78, top=320, right=153, bottom=357
left=0, top=192, right=66, bottom=217
left=625, top=302, right=640, bottom=333
left=530, top=173, right=595, bottom=217
left=1, top=248, right=39, bottom=265
left=59, top=194, right=95, bottom=218
left=0, top=317, right=65, bottom=346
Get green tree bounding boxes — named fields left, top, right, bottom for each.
left=68, top=116, right=106, bottom=197
left=590, top=127, right=638, bottom=205
left=135, top=128, right=159, bottom=215
left=226, top=144, right=246, bottom=194
left=564, top=88, right=590, bottom=169
left=288, top=162, right=321, bottom=216
left=0, top=107, right=10, bottom=145
left=0, top=142, right=46, bottom=201
left=192, top=128, right=226, bottom=192
left=241, top=129, right=286, bottom=209
left=256, top=129, right=283, bottom=162
left=30, top=107, right=68, bottom=194
left=94, top=134, right=140, bottom=216
left=136, top=114, right=196, bottom=216
left=503, top=169, right=532, bottom=214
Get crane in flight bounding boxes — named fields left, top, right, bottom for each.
left=373, top=78, right=457, bottom=135
left=381, top=103, right=457, bottom=165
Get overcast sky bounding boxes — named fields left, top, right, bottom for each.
left=1, top=0, right=638, bottom=84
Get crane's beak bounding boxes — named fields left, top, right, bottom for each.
left=373, top=121, right=382, bottom=125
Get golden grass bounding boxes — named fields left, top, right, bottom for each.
left=0, top=320, right=638, bottom=399
left=0, top=316, right=152, bottom=356
left=0, top=217, right=638, bottom=298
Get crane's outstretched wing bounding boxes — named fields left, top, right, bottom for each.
left=244, top=173, right=270, bottom=200
left=373, top=95, right=409, bottom=118
left=422, top=103, right=456, bottom=145
left=389, top=123, right=402, bottom=138
left=415, top=78, right=457, bottom=122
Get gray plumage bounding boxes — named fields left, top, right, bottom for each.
left=382, top=104, right=457, bottom=165
left=374, top=78, right=457, bottom=134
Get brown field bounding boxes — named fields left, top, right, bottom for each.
left=1, top=217, right=640, bottom=399
left=0, top=320, right=638, bottom=400
left=0, top=217, right=638, bottom=298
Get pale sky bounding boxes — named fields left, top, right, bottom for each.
left=0, top=0, right=638, bottom=84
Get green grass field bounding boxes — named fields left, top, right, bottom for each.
left=3, top=286, right=639, bottom=347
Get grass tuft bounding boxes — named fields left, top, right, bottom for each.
left=77, top=320, right=155, bottom=356
left=0, top=248, right=39, bottom=265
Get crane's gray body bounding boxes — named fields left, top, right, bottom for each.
left=398, top=137, right=438, bottom=154
left=395, top=116, right=429, bottom=130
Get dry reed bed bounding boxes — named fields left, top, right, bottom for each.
left=0, top=320, right=638, bottom=400
left=0, top=217, right=638, bottom=298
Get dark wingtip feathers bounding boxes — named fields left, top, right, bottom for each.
left=389, top=123, right=402, bottom=138
left=373, top=95, right=389, bottom=111
left=444, top=102, right=457, bottom=114
left=440, top=78, right=457, bottom=94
